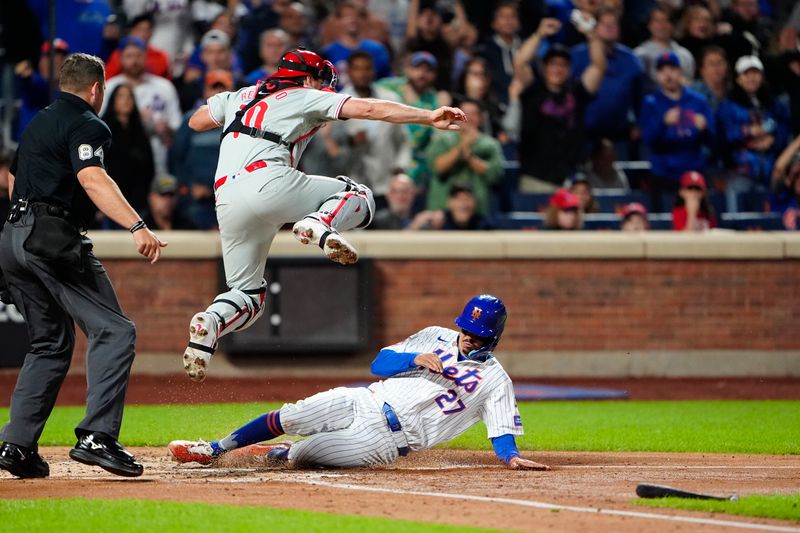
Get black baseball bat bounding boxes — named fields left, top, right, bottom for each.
left=636, top=483, right=738, bottom=501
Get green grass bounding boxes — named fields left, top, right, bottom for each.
left=0, top=498, right=502, bottom=533
left=635, top=493, right=800, bottom=522
left=1, top=400, right=798, bottom=454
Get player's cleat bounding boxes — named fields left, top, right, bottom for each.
left=0, top=442, right=49, bottom=478
left=183, top=312, right=219, bottom=382
left=69, top=432, right=143, bottom=477
left=168, top=440, right=219, bottom=465
left=292, top=217, right=358, bottom=265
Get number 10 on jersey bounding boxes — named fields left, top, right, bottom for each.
left=435, top=389, right=465, bottom=415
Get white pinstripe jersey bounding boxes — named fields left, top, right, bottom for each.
left=206, top=86, right=350, bottom=179
left=368, top=326, right=523, bottom=451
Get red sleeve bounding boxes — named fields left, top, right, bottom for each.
left=148, top=48, right=171, bottom=79
left=709, top=212, right=718, bottom=228
left=105, top=50, right=121, bottom=79
left=672, top=206, right=687, bottom=231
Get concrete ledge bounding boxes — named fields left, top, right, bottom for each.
left=783, top=233, right=800, bottom=258
left=643, top=232, right=785, bottom=259
left=501, top=351, right=800, bottom=378
left=85, top=230, right=798, bottom=260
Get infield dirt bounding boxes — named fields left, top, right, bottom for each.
left=2, top=448, right=798, bottom=533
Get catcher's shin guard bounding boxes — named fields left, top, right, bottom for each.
left=317, top=176, right=375, bottom=231
left=206, top=280, right=267, bottom=337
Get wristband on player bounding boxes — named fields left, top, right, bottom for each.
left=129, top=220, right=147, bottom=233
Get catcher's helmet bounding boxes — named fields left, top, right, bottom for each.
left=454, top=294, right=507, bottom=358
left=270, top=48, right=338, bottom=91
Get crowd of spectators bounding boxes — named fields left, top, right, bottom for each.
left=2, top=0, right=800, bottom=231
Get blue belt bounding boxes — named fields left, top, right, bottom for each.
left=382, top=402, right=409, bottom=456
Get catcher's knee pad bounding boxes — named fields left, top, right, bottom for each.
left=317, top=176, right=375, bottom=231
left=206, top=279, right=267, bottom=337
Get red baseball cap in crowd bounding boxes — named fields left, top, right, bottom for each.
left=620, top=202, right=648, bottom=219
left=550, top=188, right=580, bottom=209
left=41, top=38, right=70, bottom=55
left=679, top=171, right=707, bottom=190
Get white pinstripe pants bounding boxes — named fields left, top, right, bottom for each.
left=280, top=387, right=401, bottom=468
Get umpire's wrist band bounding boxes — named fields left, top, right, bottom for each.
left=129, top=220, right=147, bottom=233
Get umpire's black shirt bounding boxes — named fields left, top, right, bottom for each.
left=10, top=92, right=111, bottom=227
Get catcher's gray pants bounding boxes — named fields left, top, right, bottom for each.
left=0, top=212, right=136, bottom=450
left=281, top=387, right=404, bottom=467
left=215, top=164, right=371, bottom=290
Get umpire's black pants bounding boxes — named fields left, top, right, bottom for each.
left=0, top=211, right=136, bottom=450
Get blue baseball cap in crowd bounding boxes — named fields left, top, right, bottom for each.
left=410, top=51, right=438, bottom=69
left=656, top=51, right=680, bottom=69
left=119, top=36, right=147, bottom=51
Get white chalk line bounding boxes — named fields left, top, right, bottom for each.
left=389, top=464, right=800, bottom=471
left=287, top=478, right=800, bottom=533
left=560, top=465, right=800, bottom=470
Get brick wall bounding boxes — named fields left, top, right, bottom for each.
left=69, top=257, right=799, bottom=361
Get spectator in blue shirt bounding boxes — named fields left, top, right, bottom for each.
left=27, top=0, right=114, bottom=59
left=640, top=51, right=715, bottom=212
left=322, top=0, right=392, bottom=85
left=769, top=136, right=800, bottom=230
left=169, top=70, right=231, bottom=229
left=244, top=29, right=290, bottom=86
left=13, top=39, right=69, bottom=140
left=717, top=55, right=791, bottom=212
left=570, top=7, right=645, bottom=158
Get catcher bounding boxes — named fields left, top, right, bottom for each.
left=169, top=295, right=549, bottom=470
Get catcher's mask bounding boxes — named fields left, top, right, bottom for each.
left=271, top=48, right=338, bottom=91
left=454, top=294, right=507, bottom=361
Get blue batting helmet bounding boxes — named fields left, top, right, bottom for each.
left=454, top=294, right=507, bottom=358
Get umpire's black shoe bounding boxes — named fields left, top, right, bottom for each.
left=69, top=432, right=144, bottom=477
left=0, top=442, right=49, bottom=478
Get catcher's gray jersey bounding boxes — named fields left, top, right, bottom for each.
left=369, top=326, right=523, bottom=450
left=206, top=85, right=350, bottom=178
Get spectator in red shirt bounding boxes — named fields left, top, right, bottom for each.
left=105, top=14, right=170, bottom=80
left=672, top=171, right=718, bottom=231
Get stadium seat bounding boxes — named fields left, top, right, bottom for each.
left=494, top=212, right=544, bottom=230
left=510, top=193, right=551, bottom=212
left=594, top=190, right=652, bottom=213
left=719, top=212, right=784, bottom=231
left=583, top=214, right=622, bottom=230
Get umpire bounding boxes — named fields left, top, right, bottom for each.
left=0, top=53, right=166, bottom=478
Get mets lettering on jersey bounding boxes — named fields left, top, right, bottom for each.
left=369, top=326, right=523, bottom=451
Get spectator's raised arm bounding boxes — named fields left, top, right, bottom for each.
left=580, top=27, right=607, bottom=94
left=513, top=18, right=561, bottom=87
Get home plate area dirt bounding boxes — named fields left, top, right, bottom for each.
left=2, top=448, right=798, bottom=532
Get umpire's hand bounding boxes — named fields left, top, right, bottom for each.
left=133, top=228, right=168, bottom=264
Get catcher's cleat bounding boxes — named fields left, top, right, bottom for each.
left=168, top=440, right=219, bottom=465
left=292, top=217, right=358, bottom=265
left=183, top=312, right=218, bottom=382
